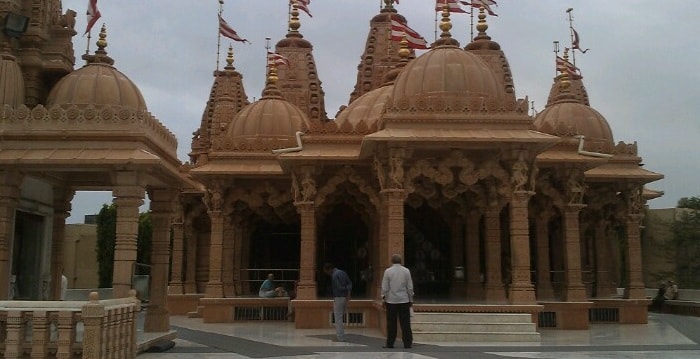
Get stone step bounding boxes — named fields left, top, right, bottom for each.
left=413, top=321, right=536, bottom=333
left=412, top=312, right=533, bottom=324
left=186, top=305, right=204, bottom=318
left=413, top=331, right=541, bottom=342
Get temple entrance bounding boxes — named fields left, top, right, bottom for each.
left=405, top=204, right=451, bottom=301
left=248, top=222, right=300, bottom=294
left=318, top=204, right=370, bottom=298
left=12, top=211, right=48, bottom=300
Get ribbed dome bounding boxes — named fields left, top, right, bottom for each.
left=336, top=85, right=392, bottom=130
left=390, top=45, right=503, bottom=110
left=226, top=98, right=309, bottom=139
left=0, top=52, right=25, bottom=107
left=533, top=101, right=614, bottom=150
left=46, top=63, right=147, bottom=111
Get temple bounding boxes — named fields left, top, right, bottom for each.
left=0, top=0, right=663, bottom=337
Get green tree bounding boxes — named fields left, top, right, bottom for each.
left=95, top=205, right=154, bottom=287
left=136, top=212, right=153, bottom=275
left=95, top=204, right=116, bottom=288
left=672, top=196, right=700, bottom=288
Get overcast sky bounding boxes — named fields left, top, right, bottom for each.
left=63, top=0, right=699, bottom=223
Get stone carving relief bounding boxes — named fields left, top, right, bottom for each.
left=301, top=169, right=317, bottom=202
left=373, top=155, right=387, bottom=191
left=204, top=185, right=223, bottom=213
left=388, top=148, right=405, bottom=189
left=316, top=166, right=380, bottom=210
left=510, top=154, right=529, bottom=192
left=627, top=185, right=642, bottom=215
left=566, top=169, right=586, bottom=205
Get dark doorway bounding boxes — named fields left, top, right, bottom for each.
left=405, top=204, right=451, bottom=300
left=12, top=211, right=46, bottom=300
left=318, top=204, right=369, bottom=298
left=249, top=222, right=300, bottom=293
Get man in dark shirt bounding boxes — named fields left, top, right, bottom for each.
left=324, top=263, right=352, bottom=342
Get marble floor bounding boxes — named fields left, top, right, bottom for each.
left=137, top=313, right=700, bottom=359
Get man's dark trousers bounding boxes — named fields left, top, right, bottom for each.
left=385, top=302, right=412, bottom=348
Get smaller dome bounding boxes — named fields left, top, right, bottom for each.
left=47, top=63, right=147, bottom=111
left=226, top=98, right=310, bottom=140
left=335, top=85, right=392, bottom=130
left=0, top=51, right=25, bottom=107
left=390, top=45, right=503, bottom=111
left=533, top=101, right=614, bottom=150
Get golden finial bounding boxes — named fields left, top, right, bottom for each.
left=384, top=0, right=393, bottom=10
left=559, top=48, right=571, bottom=91
left=476, top=7, right=488, bottom=36
left=432, top=2, right=459, bottom=47
left=399, top=35, right=410, bottom=61
left=289, top=1, right=301, bottom=34
left=262, top=63, right=282, bottom=98
left=225, top=44, right=235, bottom=69
left=439, top=4, right=452, bottom=39
left=96, top=23, right=108, bottom=53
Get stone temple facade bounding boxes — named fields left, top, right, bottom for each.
left=0, top=0, right=663, bottom=333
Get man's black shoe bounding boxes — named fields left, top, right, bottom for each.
left=382, top=345, right=394, bottom=348
left=404, top=345, right=412, bottom=349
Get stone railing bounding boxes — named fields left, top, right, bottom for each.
left=0, top=290, right=140, bottom=359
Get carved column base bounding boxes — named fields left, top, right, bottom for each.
left=509, top=285, right=536, bottom=304
left=144, top=307, right=169, bottom=333
left=484, top=284, right=506, bottom=303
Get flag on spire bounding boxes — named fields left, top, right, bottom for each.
left=390, top=18, right=429, bottom=49
left=267, top=52, right=290, bottom=67
left=466, top=0, right=498, bottom=16
left=218, top=15, right=249, bottom=43
left=556, top=55, right=582, bottom=80
left=84, top=0, right=101, bottom=35
left=571, top=28, right=590, bottom=54
left=293, top=0, right=313, bottom=17
left=435, top=0, right=470, bottom=13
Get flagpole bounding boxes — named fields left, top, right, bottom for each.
left=469, top=7, right=474, bottom=42
left=553, top=40, right=560, bottom=77
left=288, top=1, right=293, bottom=32
left=216, top=0, right=225, bottom=71
left=265, top=37, right=271, bottom=77
left=566, top=8, right=576, bottom=67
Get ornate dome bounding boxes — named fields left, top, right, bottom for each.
left=335, top=85, right=392, bottom=131
left=47, top=63, right=147, bottom=111
left=0, top=51, right=25, bottom=107
left=533, top=100, right=614, bottom=152
left=226, top=98, right=309, bottom=139
left=46, top=26, right=147, bottom=111
left=224, top=67, right=310, bottom=145
left=389, top=45, right=504, bottom=113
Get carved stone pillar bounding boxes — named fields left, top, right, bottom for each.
left=465, top=210, right=482, bottom=301
left=222, top=217, right=235, bottom=297
left=205, top=186, right=225, bottom=298
left=594, top=219, right=616, bottom=297
left=145, top=189, right=175, bottom=332
left=375, top=195, right=389, bottom=297
left=168, top=200, right=185, bottom=295
left=483, top=206, right=505, bottom=303
left=0, top=171, right=21, bottom=299
left=112, top=185, right=145, bottom=298
left=296, top=202, right=317, bottom=299
left=385, top=190, right=406, bottom=264
left=184, top=224, right=197, bottom=293
left=51, top=188, right=74, bottom=300
left=624, top=214, right=646, bottom=299
left=509, top=191, right=536, bottom=304
left=535, top=210, right=555, bottom=300
left=563, top=204, right=587, bottom=301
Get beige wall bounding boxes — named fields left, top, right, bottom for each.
left=64, top=224, right=99, bottom=289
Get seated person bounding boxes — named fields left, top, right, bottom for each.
left=259, top=273, right=287, bottom=298
left=664, top=279, right=678, bottom=300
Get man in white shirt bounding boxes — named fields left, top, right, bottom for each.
left=381, top=254, right=414, bottom=349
